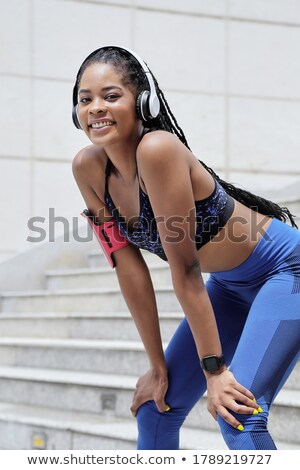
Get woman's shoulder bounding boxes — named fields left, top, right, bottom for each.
left=72, top=145, right=107, bottom=181
left=72, top=145, right=108, bottom=204
left=137, top=129, right=189, bottom=164
left=72, top=145, right=107, bottom=173
left=139, top=129, right=183, bottom=149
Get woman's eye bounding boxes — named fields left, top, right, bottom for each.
left=106, top=94, right=119, bottom=100
left=79, top=97, right=90, bottom=103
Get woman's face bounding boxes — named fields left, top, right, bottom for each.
left=77, top=62, right=139, bottom=146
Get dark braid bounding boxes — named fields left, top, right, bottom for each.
left=76, top=48, right=298, bottom=229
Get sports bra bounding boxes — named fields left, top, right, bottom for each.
left=104, top=158, right=235, bottom=262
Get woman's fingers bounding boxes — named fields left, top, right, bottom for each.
left=130, top=389, right=149, bottom=417
left=130, top=395, right=141, bottom=417
left=217, top=405, right=245, bottom=431
left=155, top=396, right=171, bottom=413
left=227, top=377, right=263, bottom=413
left=235, top=382, right=256, bottom=401
left=131, top=397, right=170, bottom=416
left=230, top=401, right=262, bottom=416
left=231, top=388, right=260, bottom=407
left=207, top=404, right=218, bottom=421
left=130, top=387, right=170, bottom=417
left=232, top=388, right=263, bottom=414
left=221, top=387, right=263, bottom=416
left=130, top=405, right=137, bottom=417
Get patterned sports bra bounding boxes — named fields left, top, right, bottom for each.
left=104, top=158, right=235, bottom=262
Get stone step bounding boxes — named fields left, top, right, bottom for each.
left=0, top=337, right=150, bottom=375
left=0, top=311, right=184, bottom=343
left=0, top=314, right=298, bottom=390
left=0, top=400, right=224, bottom=450
left=0, top=286, right=182, bottom=313
left=45, top=264, right=173, bottom=290
left=0, top=400, right=297, bottom=450
left=0, top=366, right=299, bottom=445
left=87, top=249, right=167, bottom=269
left=0, top=366, right=136, bottom=416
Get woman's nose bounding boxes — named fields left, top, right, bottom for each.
left=89, top=98, right=106, bottom=114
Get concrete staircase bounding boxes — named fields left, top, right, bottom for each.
left=0, top=246, right=299, bottom=451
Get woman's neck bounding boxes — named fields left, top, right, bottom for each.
left=104, top=124, right=145, bottom=185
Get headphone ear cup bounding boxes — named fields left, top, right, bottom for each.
left=72, top=105, right=82, bottom=129
left=136, top=91, right=151, bottom=122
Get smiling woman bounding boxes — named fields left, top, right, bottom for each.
left=76, top=64, right=138, bottom=146
left=71, top=46, right=300, bottom=451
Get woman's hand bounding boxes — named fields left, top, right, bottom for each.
left=130, top=368, right=170, bottom=417
left=206, top=368, right=262, bottom=430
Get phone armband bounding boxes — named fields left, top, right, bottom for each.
left=81, top=209, right=130, bottom=268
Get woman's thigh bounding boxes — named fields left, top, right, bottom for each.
left=229, top=272, right=300, bottom=403
left=149, top=276, right=251, bottom=414
left=218, top=272, right=300, bottom=449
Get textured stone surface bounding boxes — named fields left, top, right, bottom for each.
left=0, top=312, right=183, bottom=342
left=45, top=264, right=173, bottom=290
left=228, top=21, right=300, bottom=98
left=1, top=287, right=183, bottom=313
left=135, top=10, right=225, bottom=94
left=229, top=0, right=300, bottom=24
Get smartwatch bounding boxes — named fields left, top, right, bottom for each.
left=200, top=354, right=225, bottom=373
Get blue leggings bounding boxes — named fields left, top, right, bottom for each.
left=136, top=218, right=300, bottom=450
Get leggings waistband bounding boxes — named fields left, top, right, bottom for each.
left=211, top=217, right=300, bottom=283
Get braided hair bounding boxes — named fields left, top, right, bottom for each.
left=75, top=47, right=298, bottom=228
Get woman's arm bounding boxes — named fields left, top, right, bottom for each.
left=72, top=147, right=169, bottom=413
left=137, top=132, right=223, bottom=359
left=136, top=131, right=260, bottom=428
left=114, top=244, right=166, bottom=373
left=113, top=244, right=171, bottom=415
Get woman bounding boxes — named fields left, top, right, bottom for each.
left=72, top=46, right=300, bottom=450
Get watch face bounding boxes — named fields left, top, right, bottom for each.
left=203, top=356, right=219, bottom=371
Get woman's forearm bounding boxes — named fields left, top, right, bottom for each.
left=116, top=261, right=167, bottom=373
left=172, top=268, right=223, bottom=361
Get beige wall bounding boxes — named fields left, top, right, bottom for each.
left=1, top=0, right=300, bottom=261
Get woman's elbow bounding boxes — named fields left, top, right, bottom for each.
left=170, top=259, right=205, bottom=294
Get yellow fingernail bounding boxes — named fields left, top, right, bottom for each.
left=165, top=406, right=171, bottom=412
left=252, top=409, right=259, bottom=415
left=253, top=398, right=256, bottom=403
left=237, top=425, right=244, bottom=431
left=258, top=407, right=263, bottom=413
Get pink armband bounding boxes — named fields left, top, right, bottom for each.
left=81, top=209, right=130, bottom=268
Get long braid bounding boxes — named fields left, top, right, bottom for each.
left=150, top=76, right=191, bottom=149
left=75, top=48, right=298, bottom=229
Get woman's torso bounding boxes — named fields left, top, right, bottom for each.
left=99, top=141, right=273, bottom=273
left=187, top=152, right=273, bottom=272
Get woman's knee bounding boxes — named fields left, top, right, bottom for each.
left=136, top=401, right=185, bottom=450
left=218, top=409, right=276, bottom=450
left=136, top=400, right=185, bottom=428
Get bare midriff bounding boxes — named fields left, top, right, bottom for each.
left=197, top=199, right=273, bottom=273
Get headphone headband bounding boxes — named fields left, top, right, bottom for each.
left=72, top=45, right=160, bottom=128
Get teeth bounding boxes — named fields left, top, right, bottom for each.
left=91, top=121, right=114, bottom=129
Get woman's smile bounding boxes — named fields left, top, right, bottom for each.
left=88, top=119, right=116, bottom=134
left=89, top=120, right=115, bottom=129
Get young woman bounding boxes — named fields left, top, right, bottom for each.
left=72, top=46, right=300, bottom=450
